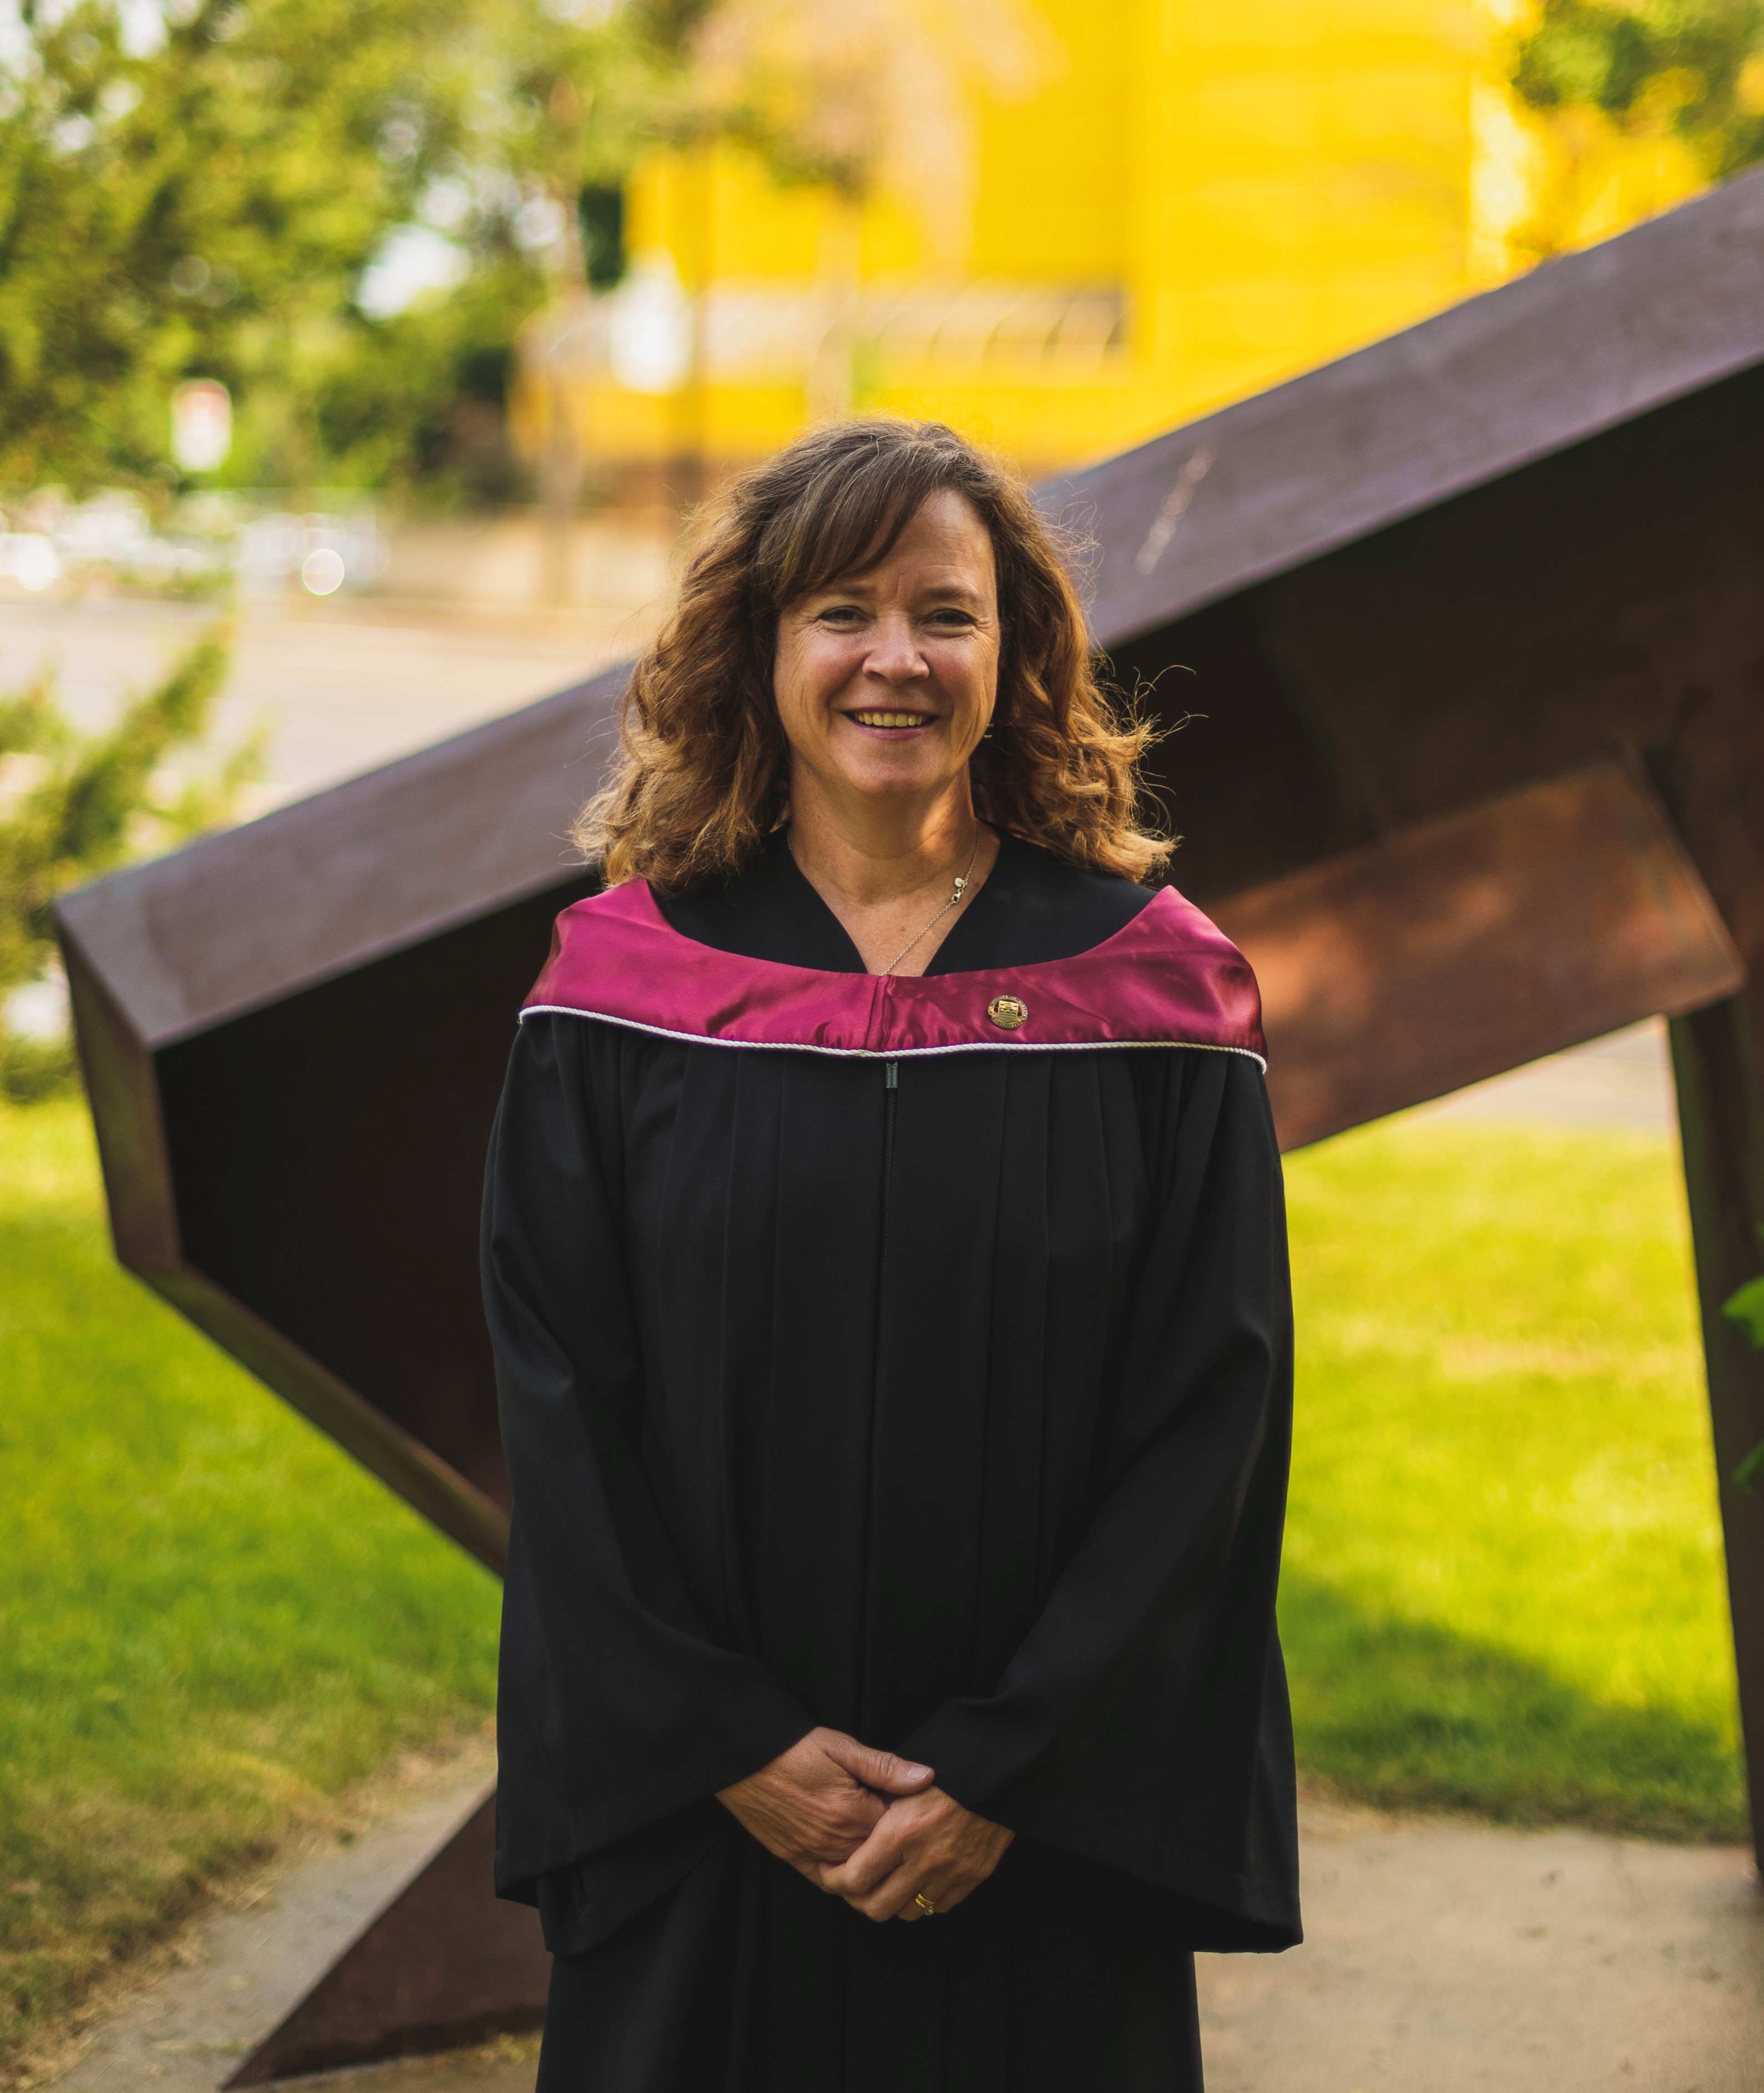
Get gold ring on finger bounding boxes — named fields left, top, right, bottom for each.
left=913, top=1891, right=936, bottom=1916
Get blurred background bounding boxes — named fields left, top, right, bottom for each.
left=7, top=4, right=1764, bottom=2086
left=4, top=0, right=1751, bottom=1096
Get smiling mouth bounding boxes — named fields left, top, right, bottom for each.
left=849, top=710, right=933, bottom=729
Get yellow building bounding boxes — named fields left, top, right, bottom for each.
left=519, top=0, right=1704, bottom=480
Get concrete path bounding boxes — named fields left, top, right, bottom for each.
left=43, top=1755, right=512, bottom=2093
left=0, top=592, right=663, bottom=813
left=1418, top=1018, right=1677, bottom=1136
left=1198, top=1793, right=1762, bottom=2093
left=41, top=1777, right=1760, bottom=2093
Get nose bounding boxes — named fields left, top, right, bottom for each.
left=863, top=611, right=927, bottom=686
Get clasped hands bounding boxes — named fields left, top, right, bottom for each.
left=716, top=1727, right=1013, bottom=1923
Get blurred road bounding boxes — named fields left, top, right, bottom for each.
left=0, top=593, right=663, bottom=813
left=1417, top=1018, right=1676, bottom=1135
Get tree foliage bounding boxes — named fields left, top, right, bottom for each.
left=1726, top=1267, right=1764, bottom=1489
left=1513, top=0, right=1764, bottom=179
left=0, top=623, right=257, bottom=1100
left=1, top=0, right=463, bottom=488
left=0, top=0, right=678, bottom=497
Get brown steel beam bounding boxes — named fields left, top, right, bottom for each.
left=1057, top=166, right=1764, bottom=649
left=1670, top=997, right=1764, bottom=1873
left=1215, top=759, right=1744, bottom=1153
left=53, top=664, right=627, bottom=1054
left=60, top=923, right=513, bottom=1577
left=62, top=925, right=179, bottom=1274
left=150, top=1263, right=510, bottom=1577
left=225, top=1793, right=548, bottom=2086
left=1648, top=690, right=1764, bottom=1868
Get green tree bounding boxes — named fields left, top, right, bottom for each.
left=0, top=624, right=258, bottom=1101
left=1726, top=1267, right=1764, bottom=1489
left=1, top=0, right=461, bottom=490
left=1513, top=1, right=1764, bottom=180
left=292, top=0, right=690, bottom=503
left=0, top=0, right=674, bottom=498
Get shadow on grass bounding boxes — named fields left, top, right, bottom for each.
left=1280, top=1571, right=1748, bottom=1843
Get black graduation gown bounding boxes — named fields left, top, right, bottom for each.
left=481, top=832, right=1299, bottom=2093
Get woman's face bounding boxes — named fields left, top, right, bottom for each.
left=773, top=489, right=1001, bottom=815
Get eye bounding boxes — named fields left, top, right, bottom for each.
left=816, top=603, right=864, bottom=627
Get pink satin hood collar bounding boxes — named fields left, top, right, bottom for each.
left=523, top=879, right=1265, bottom=1065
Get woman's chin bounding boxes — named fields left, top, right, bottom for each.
left=842, top=773, right=960, bottom=810
left=819, top=749, right=968, bottom=804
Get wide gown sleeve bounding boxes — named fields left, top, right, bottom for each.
left=483, top=1014, right=812, bottom=1915
left=901, top=1050, right=1299, bottom=1948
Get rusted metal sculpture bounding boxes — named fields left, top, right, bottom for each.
left=58, top=163, right=1764, bottom=2079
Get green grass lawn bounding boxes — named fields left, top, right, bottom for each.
left=0, top=1100, right=501, bottom=2073
left=0, top=1094, right=1747, bottom=2074
left=1281, top=1115, right=1745, bottom=1840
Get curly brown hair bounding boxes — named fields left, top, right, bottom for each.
left=577, top=417, right=1171, bottom=892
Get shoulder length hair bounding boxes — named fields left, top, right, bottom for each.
left=577, top=417, right=1172, bottom=891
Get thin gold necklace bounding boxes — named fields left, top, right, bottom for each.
left=879, top=829, right=982, bottom=976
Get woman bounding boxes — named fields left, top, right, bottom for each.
left=482, top=418, right=1298, bottom=2092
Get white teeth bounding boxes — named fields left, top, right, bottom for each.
left=852, top=711, right=929, bottom=728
